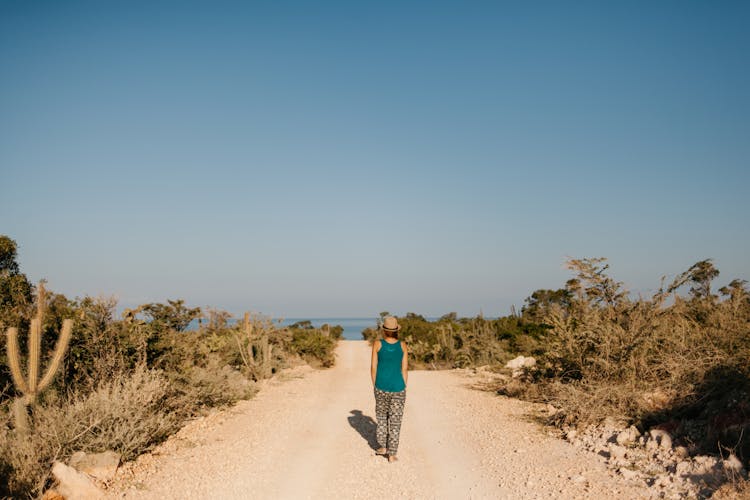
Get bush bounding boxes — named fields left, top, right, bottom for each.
left=363, top=313, right=547, bottom=369
left=290, top=328, right=337, bottom=367
left=506, top=258, right=750, bottom=462
left=0, top=366, right=182, bottom=497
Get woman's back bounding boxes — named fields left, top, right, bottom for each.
left=375, top=339, right=405, bottom=392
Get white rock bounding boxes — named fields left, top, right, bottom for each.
left=659, top=434, right=672, bottom=450
left=505, top=356, right=537, bottom=377
left=694, top=455, right=721, bottom=475
left=616, top=426, right=640, bottom=445
left=673, top=446, right=689, bottom=459
left=505, top=356, right=529, bottom=369
left=648, top=429, right=672, bottom=450
left=608, top=444, right=627, bottom=460
left=675, top=461, right=692, bottom=477
left=51, top=462, right=103, bottom=500
left=69, top=450, right=121, bottom=483
left=723, top=454, right=744, bottom=474
left=649, top=428, right=668, bottom=441
left=619, top=467, right=641, bottom=480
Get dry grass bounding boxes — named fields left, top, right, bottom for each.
left=173, top=354, right=258, bottom=407
left=0, top=365, right=181, bottom=497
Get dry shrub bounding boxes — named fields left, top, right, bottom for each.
left=174, top=354, right=258, bottom=407
left=290, top=329, right=336, bottom=367
left=529, top=258, right=750, bottom=461
left=0, top=365, right=181, bottom=497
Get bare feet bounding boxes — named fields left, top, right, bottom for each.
left=375, top=448, right=386, bottom=456
left=388, top=455, right=398, bottom=463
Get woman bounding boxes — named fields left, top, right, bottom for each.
left=370, top=316, right=408, bottom=463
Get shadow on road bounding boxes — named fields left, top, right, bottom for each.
left=348, top=409, right=379, bottom=450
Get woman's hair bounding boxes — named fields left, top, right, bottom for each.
left=382, top=329, right=398, bottom=339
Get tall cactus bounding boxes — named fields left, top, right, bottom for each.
left=5, top=282, right=73, bottom=432
left=238, top=311, right=272, bottom=380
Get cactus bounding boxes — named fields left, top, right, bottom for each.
left=5, top=282, right=73, bottom=432
left=237, top=312, right=272, bottom=380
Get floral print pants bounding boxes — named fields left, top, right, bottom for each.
left=374, top=387, right=406, bottom=454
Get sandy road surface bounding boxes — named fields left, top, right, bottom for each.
left=107, top=341, right=649, bottom=499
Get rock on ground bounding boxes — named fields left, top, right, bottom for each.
left=70, top=451, right=121, bottom=484
left=52, top=462, right=104, bottom=500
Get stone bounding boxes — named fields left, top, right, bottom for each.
left=694, top=455, right=720, bottom=475
left=619, top=467, right=641, bottom=480
left=616, top=426, right=640, bottom=445
left=675, top=461, right=692, bottom=477
left=673, top=446, right=689, bottom=459
left=649, top=428, right=672, bottom=450
left=69, top=450, right=121, bottom=483
left=659, top=434, right=672, bottom=450
left=505, top=356, right=537, bottom=377
left=565, top=429, right=578, bottom=441
left=723, top=454, right=744, bottom=474
left=608, top=444, right=627, bottom=460
left=52, top=462, right=103, bottom=500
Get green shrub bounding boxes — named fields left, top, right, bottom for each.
left=290, top=328, right=336, bottom=367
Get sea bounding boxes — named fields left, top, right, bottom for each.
left=187, top=317, right=379, bottom=341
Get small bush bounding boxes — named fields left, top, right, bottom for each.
left=290, top=329, right=336, bottom=367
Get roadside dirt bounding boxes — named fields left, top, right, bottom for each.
left=106, top=341, right=651, bottom=499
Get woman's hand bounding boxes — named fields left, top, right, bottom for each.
left=370, top=340, right=379, bottom=386
left=401, top=341, right=408, bottom=388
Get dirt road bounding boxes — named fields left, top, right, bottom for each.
left=107, top=341, right=650, bottom=499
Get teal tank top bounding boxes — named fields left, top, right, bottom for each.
left=375, top=339, right=406, bottom=392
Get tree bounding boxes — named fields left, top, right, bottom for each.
left=565, top=257, right=626, bottom=307
left=719, top=279, right=749, bottom=302
left=687, top=259, right=720, bottom=300
left=522, top=288, right=572, bottom=321
left=0, top=235, right=33, bottom=329
left=141, top=299, right=201, bottom=332
left=439, top=312, right=458, bottom=322
left=289, top=320, right=314, bottom=330
left=666, top=259, right=720, bottom=301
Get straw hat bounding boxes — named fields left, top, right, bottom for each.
left=381, top=316, right=400, bottom=332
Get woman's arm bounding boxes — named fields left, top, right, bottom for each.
left=401, top=341, right=408, bottom=387
left=371, top=340, right=379, bottom=386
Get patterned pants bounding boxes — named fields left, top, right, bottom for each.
left=374, top=387, right=406, bottom=455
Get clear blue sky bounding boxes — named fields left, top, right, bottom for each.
left=1, top=0, right=748, bottom=318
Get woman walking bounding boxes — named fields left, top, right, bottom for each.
left=370, top=316, right=408, bottom=463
